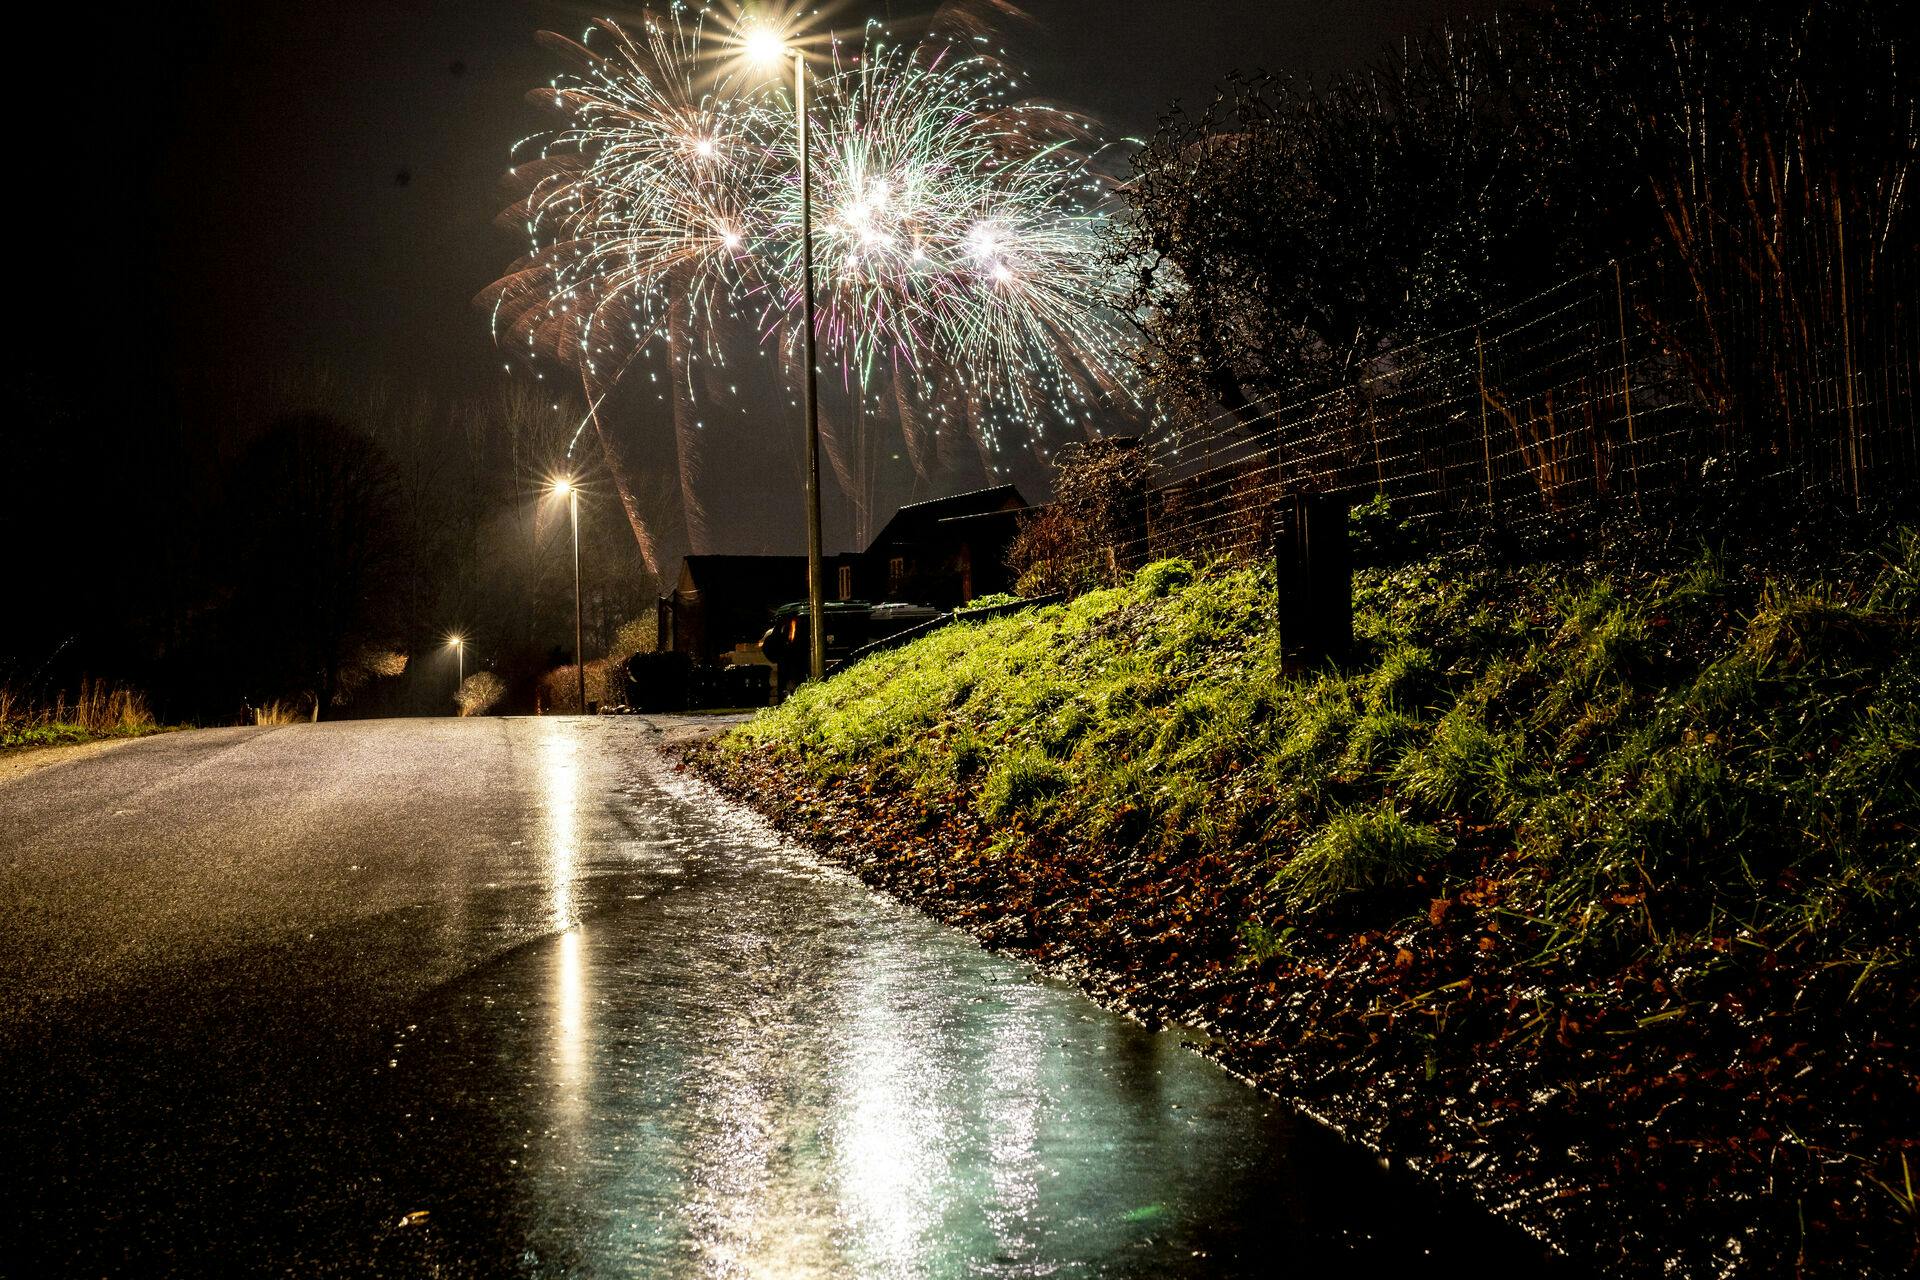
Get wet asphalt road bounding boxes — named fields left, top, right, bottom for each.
left=1, top=717, right=1561, bottom=1277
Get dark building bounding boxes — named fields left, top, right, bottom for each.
left=859, top=484, right=1029, bottom=607
left=657, top=553, right=857, bottom=667
left=657, top=484, right=1030, bottom=667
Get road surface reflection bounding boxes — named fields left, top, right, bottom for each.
left=540, top=716, right=582, bottom=932
left=362, top=729, right=1555, bottom=1278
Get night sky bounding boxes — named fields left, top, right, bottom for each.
left=31, top=1, right=1486, bottom=423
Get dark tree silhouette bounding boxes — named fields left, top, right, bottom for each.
left=225, top=414, right=405, bottom=716
left=1113, top=0, right=1917, bottom=463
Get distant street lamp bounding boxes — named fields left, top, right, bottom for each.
left=743, top=16, right=826, bottom=681
left=447, top=634, right=465, bottom=711
left=550, top=477, right=586, bottom=714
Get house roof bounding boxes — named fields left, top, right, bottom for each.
left=863, top=484, right=1027, bottom=555
left=678, top=555, right=806, bottom=597
left=937, top=507, right=1027, bottom=529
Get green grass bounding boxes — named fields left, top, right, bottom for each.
left=0, top=722, right=102, bottom=750
left=1272, top=801, right=1451, bottom=906
left=0, top=680, right=165, bottom=751
left=711, top=526, right=1920, bottom=1276
left=726, top=529, right=1920, bottom=984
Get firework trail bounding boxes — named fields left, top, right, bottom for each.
left=481, top=1, right=1136, bottom=557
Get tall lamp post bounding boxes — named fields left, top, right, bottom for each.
left=745, top=21, right=826, bottom=680
left=551, top=477, right=586, bottom=713
left=448, top=634, right=465, bottom=712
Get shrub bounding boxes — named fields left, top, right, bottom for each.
left=457, top=671, right=506, bottom=717
left=1348, top=492, right=1427, bottom=566
left=251, top=699, right=305, bottom=726
left=1006, top=438, right=1147, bottom=596
left=539, top=660, right=610, bottom=713
left=608, top=616, right=657, bottom=666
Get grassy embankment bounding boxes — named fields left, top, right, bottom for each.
left=695, top=523, right=1920, bottom=1277
left=0, top=680, right=165, bottom=750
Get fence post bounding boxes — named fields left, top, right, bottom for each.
left=1272, top=493, right=1352, bottom=675
left=1475, top=329, right=1494, bottom=507
left=1833, top=196, right=1864, bottom=509
left=1364, top=382, right=1385, bottom=495
left=1612, top=260, right=1643, bottom=515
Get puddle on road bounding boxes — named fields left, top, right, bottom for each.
left=349, top=745, right=1558, bottom=1278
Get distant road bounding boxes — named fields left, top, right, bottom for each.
left=2, top=719, right=634, bottom=1033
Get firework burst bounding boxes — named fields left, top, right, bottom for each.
left=759, top=28, right=1126, bottom=430
left=481, top=1, right=1136, bottom=554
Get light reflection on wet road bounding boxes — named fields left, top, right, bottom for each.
left=1, top=717, right=1559, bottom=1277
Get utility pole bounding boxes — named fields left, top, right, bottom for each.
left=798, top=50, right=826, bottom=680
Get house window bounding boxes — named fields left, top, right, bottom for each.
left=837, top=564, right=853, bottom=600
left=888, top=556, right=905, bottom=594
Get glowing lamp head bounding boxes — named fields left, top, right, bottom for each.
left=448, top=634, right=465, bottom=648
left=742, top=24, right=786, bottom=68
left=550, top=477, right=575, bottom=497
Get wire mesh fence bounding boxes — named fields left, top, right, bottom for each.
left=1123, top=224, right=1918, bottom=569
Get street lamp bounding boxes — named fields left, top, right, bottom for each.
left=447, top=634, right=465, bottom=712
left=742, top=23, right=785, bottom=68
left=550, top=476, right=586, bottom=714
left=743, top=16, right=826, bottom=681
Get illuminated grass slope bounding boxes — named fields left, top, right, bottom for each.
left=728, top=535, right=1918, bottom=979
left=706, top=522, right=1920, bottom=1274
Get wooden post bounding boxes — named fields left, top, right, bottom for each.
left=1273, top=493, right=1352, bottom=674
left=1613, top=260, right=1643, bottom=515
left=1833, top=196, right=1863, bottom=509
left=1475, top=329, right=1494, bottom=507
left=1364, top=384, right=1385, bottom=494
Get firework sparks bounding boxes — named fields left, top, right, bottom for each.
left=481, top=1, right=1136, bottom=549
